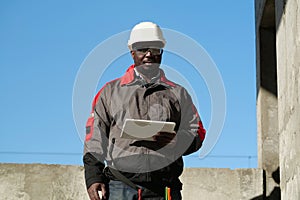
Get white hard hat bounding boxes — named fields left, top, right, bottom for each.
left=128, top=21, right=166, bottom=51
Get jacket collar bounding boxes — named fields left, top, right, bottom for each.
left=120, top=64, right=176, bottom=87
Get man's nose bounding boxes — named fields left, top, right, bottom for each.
left=145, top=50, right=153, bottom=56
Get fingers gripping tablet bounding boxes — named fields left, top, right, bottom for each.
left=120, top=119, right=176, bottom=141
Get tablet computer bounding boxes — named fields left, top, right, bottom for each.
left=120, top=119, right=176, bottom=141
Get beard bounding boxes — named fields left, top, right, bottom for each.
left=135, top=63, right=160, bottom=78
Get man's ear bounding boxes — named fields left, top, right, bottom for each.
left=130, top=51, right=135, bottom=58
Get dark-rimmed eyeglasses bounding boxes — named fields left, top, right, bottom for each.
left=134, top=48, right=163, bottom=56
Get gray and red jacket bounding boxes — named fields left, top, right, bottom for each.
left=83, top=64, right=206, bottom=192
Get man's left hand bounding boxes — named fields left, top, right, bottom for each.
left=152, top=131, right=176, bottom=148
left=130, top=131, right=176, bottom=150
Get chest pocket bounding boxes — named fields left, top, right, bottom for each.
left=146, top=88, right=181, bottom=124
left=110, top=85, right=181, bottom=129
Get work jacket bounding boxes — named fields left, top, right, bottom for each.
left=83, top=64, right=206, bottom=193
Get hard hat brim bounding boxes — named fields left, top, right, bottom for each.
left=130, top=41, right=165, bottom=51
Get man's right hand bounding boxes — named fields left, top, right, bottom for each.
left=87, top=183, right=107, bottom=200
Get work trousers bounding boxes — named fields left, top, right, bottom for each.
left=108, top=180, right=182, bottom=200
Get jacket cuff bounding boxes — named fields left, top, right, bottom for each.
left=85, top=174, right=109, bottom=189
left=83, top=153, right=109, bottom=189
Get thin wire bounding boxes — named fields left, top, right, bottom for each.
left=0, top=152, right=257, bottom=167
left=190, top=155, right=257, bottom=158
left=0, top=151, right=257, bottom=158
left=0, top=151, right=82, bottom=156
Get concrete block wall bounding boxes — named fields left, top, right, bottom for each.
left=255, top=0, right=280, bottom=198
left=0, top=164, right=263, bottom=200
left=275, top=0, right=300, bottom=199
left=256, top=0, right=300, bottom=199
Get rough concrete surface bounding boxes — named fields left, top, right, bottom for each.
left=274, top=0, right=300, bottom=199
left=180, top=168, right=263, bottom=200
left=0, top=164, right=263, bottom=200
left=0, top=164, right=88, bottom=200
left=255, top=0, right=280, bottom=197
left=256, top=0, right=300, bottom=199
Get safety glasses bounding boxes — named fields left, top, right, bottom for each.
left=134, top=48, right=163, bottom=56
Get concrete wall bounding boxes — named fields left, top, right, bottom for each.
left=180, top=168, right=263, bottom=200
left=255, top=0, right=280, bottom=198
left=0, top=164, right=263, bottom=200
left=0, top=164, right=87, bottom=200
left=275, top=0, right=300, bottom=199
left=256, top=0, right=300, bottom=199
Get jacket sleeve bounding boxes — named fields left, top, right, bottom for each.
left=83, top=87, right=111, bottom=189
left=177, top=88, right=206, bottom=156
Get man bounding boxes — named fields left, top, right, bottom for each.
left=83, top=21, right=206, bottom=200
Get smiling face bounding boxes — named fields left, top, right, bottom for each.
left=131, top=48, right=163, bottom=78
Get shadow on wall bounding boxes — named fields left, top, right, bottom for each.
left=258, top=0, right=277, bottom=97
left=258, top=0, right=287, bottom=97
left=251, top=167, right=281, bottom=200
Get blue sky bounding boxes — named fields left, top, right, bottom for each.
left=0, top=1, right=257, bottom=169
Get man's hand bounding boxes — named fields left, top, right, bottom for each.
left=152, top=131, right=176, bottom=148
left=130, top=131, right=177, bottom=150
left=87, top=183, right=107, bottom=200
